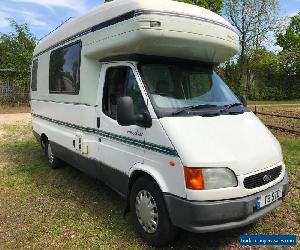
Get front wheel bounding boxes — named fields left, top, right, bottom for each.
left=130, top=176, right=178, bottom=247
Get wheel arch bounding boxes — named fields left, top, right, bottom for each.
left=124, top=163, right=169, bottom=214
left=128, top=163, right=169, bottom=194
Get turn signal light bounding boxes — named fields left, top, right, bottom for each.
left=184, top=167, right=205, bottom=190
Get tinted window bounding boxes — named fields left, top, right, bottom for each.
left=31, top=59, right=38, bottom=91
left=49, top=41, right=81, bottom=94
left=103, top=66, right=146, bottom=120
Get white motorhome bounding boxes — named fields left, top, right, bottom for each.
left=31, top=0, right=288, bottom=246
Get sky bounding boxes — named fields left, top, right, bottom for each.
left=0, top=0, right=299, bottom=40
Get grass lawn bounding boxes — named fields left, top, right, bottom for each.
left=0, top=123, right=299, bottom=249
left=0, top=104, right=30, bottom=114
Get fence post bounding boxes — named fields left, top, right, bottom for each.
left=254, top=105, right=257, bottom=114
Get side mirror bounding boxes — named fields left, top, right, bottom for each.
left=241, top=95, right=248, bottom=107
left=117, top=96, right=152, bottom=128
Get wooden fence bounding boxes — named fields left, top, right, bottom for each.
left=0, top=81, right=29, bottom=104
left=254, top=106, right=300, bottom=136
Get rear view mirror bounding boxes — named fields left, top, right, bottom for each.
left=117, top=96, right=137, bottom=126
left=117, top=96, right=152, bottom=128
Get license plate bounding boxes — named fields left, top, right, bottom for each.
left=256, top=187, right=283, bottom=209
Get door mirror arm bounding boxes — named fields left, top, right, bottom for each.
left=139, top=111, right=152, bottom=128
left=117, top=96, right=152, bottom=128
left=241, top=95, right=248, bottom=107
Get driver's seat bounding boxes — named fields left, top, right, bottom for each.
left=156, top=80, right=172, bottom=96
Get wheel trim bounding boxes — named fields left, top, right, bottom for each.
left=135, top=190, right=159, bottom=234
left=47, top=143, right=54, bottom=164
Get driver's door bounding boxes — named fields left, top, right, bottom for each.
left=96, top=63, right=147, bottom=196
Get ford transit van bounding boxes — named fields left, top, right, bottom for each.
left=31, top=0, right=288, bottom=246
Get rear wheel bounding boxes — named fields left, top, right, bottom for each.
left=45, top=141, right=63, bottom=169
left=130, top=176, right=178, bottom=247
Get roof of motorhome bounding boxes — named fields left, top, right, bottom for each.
left=34, top=0, right=234, bottom=56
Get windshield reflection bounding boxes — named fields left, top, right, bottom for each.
left=139, top=63, right=241, bottom=116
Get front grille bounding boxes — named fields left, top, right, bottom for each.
left=244, top=166, right=282, bottom=189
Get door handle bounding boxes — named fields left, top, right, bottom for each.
left=97, top=117, right=100, bottom=128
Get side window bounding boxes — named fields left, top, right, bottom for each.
left=49, top=41, right=81, bottom=94
left=103, top=66, right=146, bottom=120
left=31, top=59, right=38, bottom=91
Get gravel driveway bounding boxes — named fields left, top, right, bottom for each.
left=0, top=113, right=31, bottom=125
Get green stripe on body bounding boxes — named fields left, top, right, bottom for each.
left=32, top=113, right=178, bottom=157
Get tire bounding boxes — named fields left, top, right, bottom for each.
left=40, top=139, right=46, bottom=151
left=45, top=141, right=63, bottom=169
left=130, top=176, right=178, bottom=247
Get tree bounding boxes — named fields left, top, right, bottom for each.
left=0, top=19, right=36, bottom=86
left=276, top=13, right=300, bottom=99
left=248, top=49, right=282, bottom=100
left=277, top=13, right=300, bottom=51
left=217, top=61, right=244, bottom=97
left=223, top=0, right=280, bottom=92
left=177, top=0, right=222, bottom=14
left=104, top=0, right=222, bottom=14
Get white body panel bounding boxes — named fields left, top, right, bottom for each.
left=160, top=112, right=282, bottom=175
left=35, top=0, right=230, bottom=55
left=82, top=13, right=239, bottom=63
left=34, top=0, right=239, bottom=63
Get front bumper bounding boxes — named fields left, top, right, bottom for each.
left=164, top=174, right=288, bottom=233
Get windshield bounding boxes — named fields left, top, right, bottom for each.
left=139, top=63, right=241, bottom=115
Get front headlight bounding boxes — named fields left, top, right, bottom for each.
left=202, top=168, right=237, bottom=189
left=184, top=167, right=237, bottom=190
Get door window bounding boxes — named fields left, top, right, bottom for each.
left=103, top=66, right=146, bottom=120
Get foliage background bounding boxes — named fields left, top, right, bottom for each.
left=0, top=20, right=36, bottom=87
left=1, top=0, right=299, bottom=101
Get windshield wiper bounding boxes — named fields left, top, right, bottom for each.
left=172, top=104, right=218, bottom=116
left=220, top=103, right=243, bottom=113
